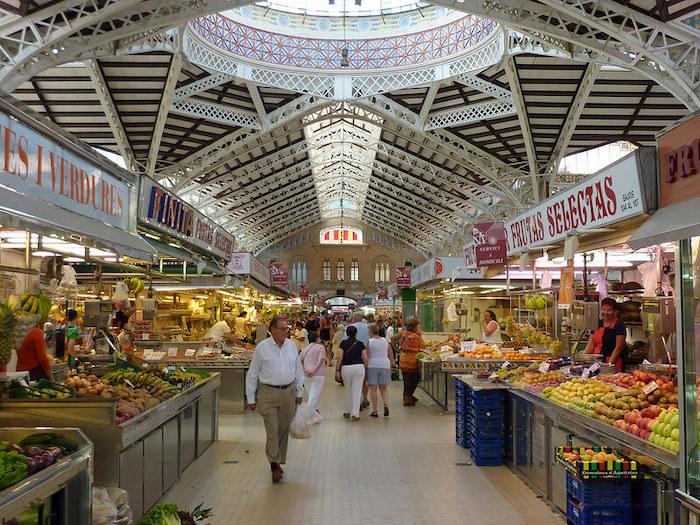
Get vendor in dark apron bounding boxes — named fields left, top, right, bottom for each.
left=583, top=297, right=627, bottom=372
left=16, top=320, right=54, bottom=381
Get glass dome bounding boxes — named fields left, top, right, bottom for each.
left=255, top=0, right=429, bottom=17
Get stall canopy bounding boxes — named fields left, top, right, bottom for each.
left=628, top=113, right=700, bottom=250
left=0, top=92, right=155, bottom=262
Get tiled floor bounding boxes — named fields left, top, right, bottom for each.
left=164, top=369, right=564, bottom=525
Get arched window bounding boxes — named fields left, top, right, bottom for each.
left=350, top=259, right=359, bottom=282
left=322, top=259, right=331, bottom=281
left=291, top=260, right=307, bottom=285
left=374, top=258, right=391, bottom=283
left=320, top=226, right=363, bottom=245
left=336, top=258, right=345, bottom=281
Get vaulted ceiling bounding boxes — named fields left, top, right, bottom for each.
left=1, top=0, right=697, bottom=257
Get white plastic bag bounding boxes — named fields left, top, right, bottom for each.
left=289, top=403, right=315, bottom=439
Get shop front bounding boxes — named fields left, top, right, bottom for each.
left=627, top=112, right=700, bottom=521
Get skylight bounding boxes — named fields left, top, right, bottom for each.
left=255, top=0, right=428, bottom=17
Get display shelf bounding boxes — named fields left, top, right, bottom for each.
left=0, top=427, right=93, bottom=523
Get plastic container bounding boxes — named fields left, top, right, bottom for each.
left=566, top=498, right=631, bottom=525
left=567, top=474, right=631, bottom=506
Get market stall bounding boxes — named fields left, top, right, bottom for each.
left=0, top=369, right=220, bottom=520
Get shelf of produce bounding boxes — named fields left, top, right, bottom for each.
left=454, top=375, right=512, bottom=392
left=509, top=388, right=679, bottom=478
left=0, top=374, right=220, bottom=519
left=0, top=428, right=92, bottom=523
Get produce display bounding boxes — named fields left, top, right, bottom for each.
left=0, top=302, right=17, bottom=364
left=458, top=344, right=502, bottom=359
left=0, top=432, right=78, bottom=491
left=125, top=277, right=145, bottom=295
left=137, top=503, right=212, bottom=525
left=524, top=294, right=550, bottom=311
left=556, top=446, right=638, bottom=478
left=17, top=292, right=52, bottom=318
left=501, top=351, right=548, bottom=362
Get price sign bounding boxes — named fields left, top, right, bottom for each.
left=589, top=362, right=600, bottom=373
left=168, top=347, right=178, bottom=357
left=642, top=381, right=659, bottom=395
left=185, top=349, right=196, bottom=357
left=581, top=368, right=591, bottom=379
left=141, top=333, right=150, bottom=340
left=519, top=348, right=532, bottom=355
left=538, top=362, right=550, bottom=373
left=501, top=360, right=511, bottom=369
left=642, top=359, right=651, bottom=365
left=461, top=341, right=477, bottom=353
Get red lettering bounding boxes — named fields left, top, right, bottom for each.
left=585, top=185, right=596, bottom=222
left=567, top=194, right=578, bottom=229
left=604, top=176, right=617, bottom=216
left=594, top=181, right=607, bottom=220
left=554, top=202, right=563, bottom=235
left=101, top=180, right=109, bottom=214
left=666, top=152, right=677, bottom=182
left=17, top=135, right=28, bottom=180
left=117, top=192, right=123, bottom=219
left=577, top=190, right=587, bottom=226
left=70, top=164, right=79, bottom=201
left=536, top=211, right=544, bottom=242
left=547, top=206, right=555, bottom=237
left=678, top=144, right=697, bottom=178
left=36, top=145, right=43, bottom=186
left=90, top=175, right=98, bottom=210
left=562, top=198, right=571, bottom=232
left=59, top=157, right=69, bottom=197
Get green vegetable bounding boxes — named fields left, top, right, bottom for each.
left=138, top=504, right=181, bottom=525
left=0, top=448, right=29, bottom=490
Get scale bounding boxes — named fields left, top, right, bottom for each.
left=641, top=297, right=676, bottom=362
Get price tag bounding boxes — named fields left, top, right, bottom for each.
left=185, top=349, right=196, bottom=357
left=180, top=366, right=187, bottom=372
left=589, top=362, right=600, bottom=373
left=538, top=362, right=550, bottom=373
left=124, top=379, right=135, bottom=389
left=168, top=347, right=178, bottom=357
left=642, top=381, right=659, bottom=395
left=501, top=360, right=511, bottom=369
left=581, top=368, right=591, bottom=379
left=460, top=341, right=476, bottom=353
left=141, top=333, right=150, bottom=340
left=519, top=348, right=532, bottom=355
left=642, top=359, right=651, bottom=365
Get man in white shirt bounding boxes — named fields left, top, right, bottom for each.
left=203, top=314, right=235, bottom=342
left=246, top=316, right=304, bottom=483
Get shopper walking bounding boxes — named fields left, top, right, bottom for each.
left=331, top=323, right=345, bottom=370
left=246, top=316, right=304, bottom=483
left=399, top=318, right=426, bottom=406
left=366, top=323, right=393, bottom=417
left=299, top=332, right=326, bottom=422
left=319, top=315, right=332, bottom=365
left=336, top=325, right=366, bottom=421
left=343, top=313, right=370, bottom=409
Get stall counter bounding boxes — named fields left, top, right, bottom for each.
left=0, top=373, right=220, bottom=520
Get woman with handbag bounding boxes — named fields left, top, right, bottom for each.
left=399, top=318, right=426, bottom=406
left=299, top=331, right=326, bottom=422
left=336, top=325, right=366, bottom=421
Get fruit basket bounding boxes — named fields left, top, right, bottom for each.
left=556, top=446, right=638, bottom=479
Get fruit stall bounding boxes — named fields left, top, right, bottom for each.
left=129, top=340, right=253, bottom=414
left=0, top=428, right=93, bottom=524
left=455, top=367, right=681, bottom=523
left=0, top=367, right=220, bottom=521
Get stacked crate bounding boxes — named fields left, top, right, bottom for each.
left=631, top=478, right=657, bottom=525
left=467, top=389, right=504, bottom=466
left=455, top=378, right=468, bottom=448
left=566, top=473, right=632, bottom=525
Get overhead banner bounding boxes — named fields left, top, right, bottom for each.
left=658, top=113, right=700, bottom=208
left=473, top=221, right=507, bottom=266
left=411, top=256, right=484, bottom=288
left=299, top=284, right=309, bottom=301
left=463, top=243, right=477, bottom=268
left=377, top=286, right=389, bottom=300
left=396, top=266, right=412, bottom=288
left=0, top=109, right=131, bottom=231
left=505, top=153, right=647, bottom=255
left=270, top=262, right=288, bottom=287
left=139, top=179, right=236, bottom=260
left=227, top=252, right=271, bottom=287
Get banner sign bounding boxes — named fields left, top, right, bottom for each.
left=396, top=266, right=412, bottom=288
left=377, top=286, right=389, bottom=300
left=658, top=114, right=700, bottom=208
left=463, top=243, right=477, bottom=268
left=473, top=221, right=507, bottom=266
left=505, top=154, right=646, bottom=255
left=0, top=109, right=131, bottom=230
left=299, top=284, right=309, bottom=301
left=139, top=179, right=235, bottom=260
left=227, top=252, right=271, bottom=287
left=412, top=257, right=484, bottom=288
left=270, top=262, right=288, bottom=287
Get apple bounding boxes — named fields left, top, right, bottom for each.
left=630, top=424, right=640, bottom=436
left=664, top=437, right=674, bottom=450
left=663, top=424, right=673, bottom=437
left=671, top=428, right=679, bottom=440
left=671, top=414, right=680, bottom=428
left=652, top=421, right=660, bottom=433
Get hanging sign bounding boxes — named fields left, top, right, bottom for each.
left=463, top=243, right=477, bottom=268
left=396, top=266, right=412, bottom=288
left=0, top=109, right=131, bottom=230
left=473, top=221, right=507, bottom=267
left=658, top=114, right=700, bottom=208
left=270, top=262, right=288, bottom=287
left=504, top=154, right=646, bottom=255
left=139, top=179, right=235, bottom=260
left=377, top=286, right=389, bottom=300
left=558, top=260, right=575, bottom=308
left=227, top=252, right=271, bottom=287
left=299, top=284, right=309, bottom=301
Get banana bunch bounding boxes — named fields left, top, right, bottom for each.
left=0, top=303, right=16, bottom=364
left=19, top=293, right=52, bottom=320
left=124, top=277, right=145, bottom=295
left=102, top=370, right=178, bottom=398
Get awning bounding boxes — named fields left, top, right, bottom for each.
left=144, top=237, right=223, bottom=274
left=0, top=189, right=156, bottom=262
left=627, top=196, right=700, bottom=250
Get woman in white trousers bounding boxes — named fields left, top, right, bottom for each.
left=336, top=325, right=367, bottom=421
left=299, top=332, right=326, bottom=422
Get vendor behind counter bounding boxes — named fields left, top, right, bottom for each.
left=204, top=314, right=237, bottom=343
left=583, top=297, right=627, bottom=372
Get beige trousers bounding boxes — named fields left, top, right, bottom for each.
left=257, top=383, right=297, bottom=465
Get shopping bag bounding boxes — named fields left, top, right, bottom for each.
left=289, top=403, right=315, bottom=439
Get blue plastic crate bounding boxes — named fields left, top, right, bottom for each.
left=470, top=446, right=502, bottom=466
left=467, top=410, right=503, bottom=425
left=567, top=474, right=631, bottom=506
left=567, top=499, right=631, bottom=525
left=467, top=418, right=503, bottom=435
left=470, top=395, right=503, bottom=410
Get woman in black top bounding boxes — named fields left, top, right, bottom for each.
left=583, top=298, right=627, bottom=372
left=336, top=325, right=367, bottom=421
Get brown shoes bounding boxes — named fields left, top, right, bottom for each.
left=272, top=468, right=283, bottom=483
left=403, top=395, right=415, bottom=406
